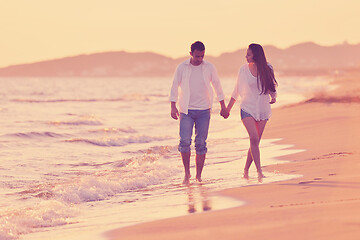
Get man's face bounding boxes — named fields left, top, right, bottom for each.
left=190, top=49, right=205, bottom=66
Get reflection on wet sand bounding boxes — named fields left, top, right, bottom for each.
left=186, top=183, right=212, bottom=214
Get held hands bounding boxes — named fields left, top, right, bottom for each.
left=220, top=107, right=229, bottom=119
left=219, top=100, right=229, bottom=119
left=221, top=98, right=235, bottom=119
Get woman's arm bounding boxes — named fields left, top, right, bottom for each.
left=227, top=97, right=237, bottom=113
left=270, top=91, right=277, bottom=104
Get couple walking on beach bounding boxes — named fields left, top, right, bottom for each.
left=170, top=41, right=278, bottom=184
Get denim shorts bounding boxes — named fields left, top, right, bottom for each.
left=240, top=109, right=253, bottom=120
left=178, top=109, right=210, bottom=155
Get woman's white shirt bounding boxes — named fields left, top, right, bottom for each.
left=231, top=64, right=277, bottom=121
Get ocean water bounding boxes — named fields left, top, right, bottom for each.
left=0, top=76, right=334, bottom=240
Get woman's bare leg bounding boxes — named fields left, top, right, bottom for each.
left=242, top=117, right=268, bottom=181
left=255, top=120, right=267, bottom=181
left=256, top=119, right=267, bottom=140
left=243, top=149, right=252, bottom=179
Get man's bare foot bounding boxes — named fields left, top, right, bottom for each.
left=183, top=174, right=191, bottom=184
left=195, top=175, right=202, bottom=182
left=243, top=170, right=249, bottom=180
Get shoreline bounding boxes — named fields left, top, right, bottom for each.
left=103, top=145, right=305, bottom=240
left=105, top=73, right=360, bottom=239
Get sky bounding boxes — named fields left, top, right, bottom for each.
left=1, top=0, right=360, bottom=67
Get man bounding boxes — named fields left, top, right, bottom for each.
left=169, top=41, right=228, bottom=184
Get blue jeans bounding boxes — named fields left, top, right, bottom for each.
left=178, top=109, right=210, bottom=155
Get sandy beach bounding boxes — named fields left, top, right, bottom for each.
left=106, top=71, right=360, bottom=240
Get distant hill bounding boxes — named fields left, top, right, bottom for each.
left=0, top=52, right=175, bottom=77
left=1, top=42, right=360, bottom=77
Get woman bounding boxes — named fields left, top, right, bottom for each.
left=227, top=43, right=278, bottom=182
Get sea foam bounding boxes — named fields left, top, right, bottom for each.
left=0, top=152, right=180, bottom=240
left=66, top=135, right=172, bottom=147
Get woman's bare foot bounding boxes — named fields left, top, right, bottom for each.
left=257, top=171, right=265, bottom=183
left=243, top=169, right=249, bottom=180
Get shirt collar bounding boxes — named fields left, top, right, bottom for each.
left=184, top=58, right=208, bottom=66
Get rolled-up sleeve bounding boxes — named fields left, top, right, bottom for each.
left=231, top=71, right=241, bottom=100
left=270, top=90, right=277, bottom=99
left=231, top=68, right=245, bottom=100
left=169, top=65, right=181, bottom=102
left=209, top=65, right=225, bottom=101
left=268, top=63, right=277, bottom=99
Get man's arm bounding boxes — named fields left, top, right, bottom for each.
left=170, top=65, right=182, bottom=120
left=171, top=101, right=179, bottom=120
left=210, top=66, right=225, bottom=102
left=208, top=64, right=228, bottom=118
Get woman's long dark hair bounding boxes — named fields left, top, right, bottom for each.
left=249, top=43, right=278, bottom=94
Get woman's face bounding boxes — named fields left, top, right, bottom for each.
left=246, top=48, right=254, bottom=63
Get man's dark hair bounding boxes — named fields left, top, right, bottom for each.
left=191, top=41, right=205, bottom=53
